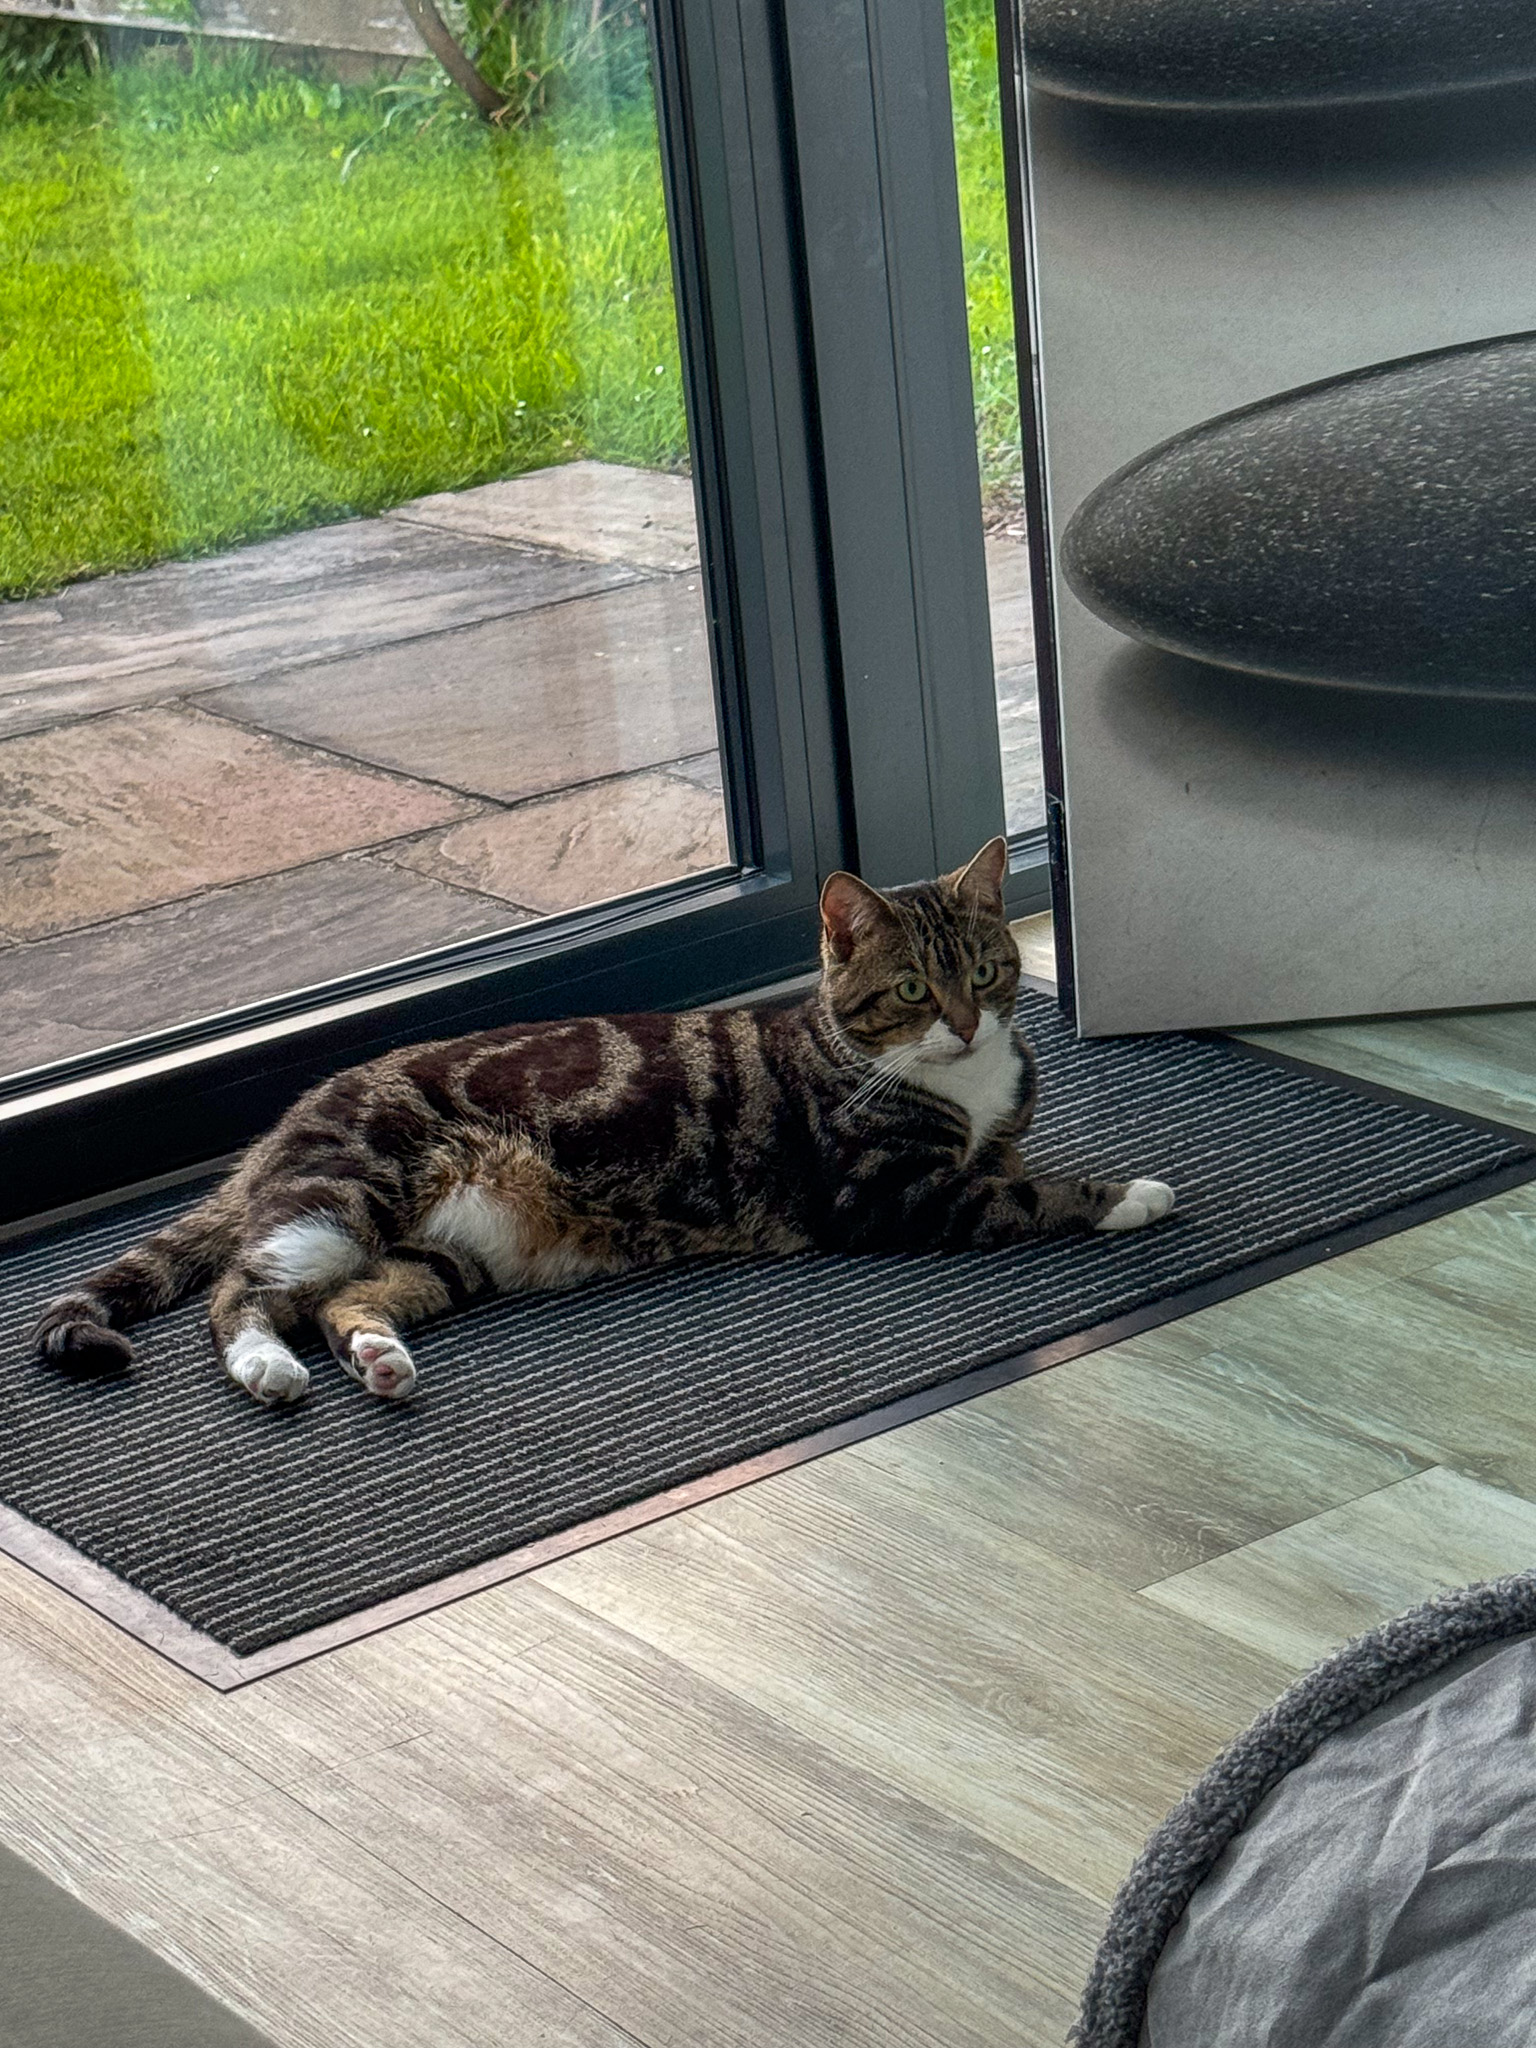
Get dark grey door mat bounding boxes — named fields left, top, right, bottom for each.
left=0, top=1838, right=277, bottom=2048
left=2, top=990, right=1533, bottom=1688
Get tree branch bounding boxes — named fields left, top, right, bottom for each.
left=400, top=0, right=508, bottom=120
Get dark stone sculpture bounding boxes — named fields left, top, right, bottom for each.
left=1061, top=334, right=1536, bottom=698
left=1025, top=0, right=1536, bottom=112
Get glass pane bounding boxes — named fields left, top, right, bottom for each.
left=0, top=7, right=727, bottom=1084
left=946, top=0, right=1042, bottom=841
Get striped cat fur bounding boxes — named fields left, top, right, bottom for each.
left=33, top=840, right=1173, bottom=1404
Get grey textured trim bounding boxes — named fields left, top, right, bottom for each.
left=1072, top=1571, right=1536, bottom=2046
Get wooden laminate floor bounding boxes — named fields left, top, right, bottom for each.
left=3, top=944, right=1536, bottom=2047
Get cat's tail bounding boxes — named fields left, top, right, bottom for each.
left=32, top=1192, right=239, bottom=1375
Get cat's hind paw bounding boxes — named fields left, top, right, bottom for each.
left=225, top=1333, right=311, bottom=1405
left=346, top=1332, right=417, bottom=1401
left=1097, top=1178, right=1176, bottom=1233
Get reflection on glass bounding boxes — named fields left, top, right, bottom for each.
left=946, top=0, right=1042, bottom=841
left=0, top=5, right=725, bottom=1082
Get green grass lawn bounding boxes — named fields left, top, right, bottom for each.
left=948, top=0, right=1023, bottom=519
left=0, top=6, right=1016, bottom=599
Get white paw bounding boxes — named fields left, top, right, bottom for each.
left=1097, top=1177, right=1176, bottom=1233
left=346, top=1332, right=418, bottom=1401
left=226, top=1334, right=311, bottom=1405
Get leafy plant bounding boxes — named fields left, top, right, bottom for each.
left=348, top=0, right=650, bottom=171
left=0, top=15, right=102, bottom=91
left=462, top=0, right=651, bottom=122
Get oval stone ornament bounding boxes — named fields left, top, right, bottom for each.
left=1025, top=0, right=1536, bottom=111
left=1060, top=334, right=1536, bottom=699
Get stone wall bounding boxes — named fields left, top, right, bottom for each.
left=0, top=0, right=425, bottom=60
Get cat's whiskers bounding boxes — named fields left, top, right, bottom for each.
left=836, top=1068, right=891, bottom=1121
left=819, top=1004, right=920, bottom=1110
left=837, top=1040, right=927, bottom=1122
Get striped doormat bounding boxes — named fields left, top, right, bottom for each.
left=2, top=990, right=1532, bottom=1683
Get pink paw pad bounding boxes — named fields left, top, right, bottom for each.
left=348, top=1332, right=416, bottom=1400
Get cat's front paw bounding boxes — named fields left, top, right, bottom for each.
left=34, top=1300, right=134, bottom=1376
left=346, top=1332, right=418, bottom=1401
left=1096, top=1178, right=1176, bottom=1233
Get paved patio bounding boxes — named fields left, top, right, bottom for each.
left=0, top=462, right=1038, bottom=1078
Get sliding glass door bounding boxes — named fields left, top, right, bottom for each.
left=1, top=0, right=1037, bottom=1220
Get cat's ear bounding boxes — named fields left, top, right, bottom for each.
left=947, top=836, right=1009, bottom=917
left=820, top=870, right=894, bottom=962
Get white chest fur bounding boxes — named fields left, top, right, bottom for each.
left=907, top=1022, right=1023, bottom=1161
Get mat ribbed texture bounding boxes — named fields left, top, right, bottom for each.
left=2, top=992, right=1532, bottom=1655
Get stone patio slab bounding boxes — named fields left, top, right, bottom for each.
left=392, top=460, right=700, bottom=574
left=0, top=705, right=477, bottom=943
left=0, top=663, right=211, bottom=745
left=0, top=854, right=523, bottom=1078
left=0, top=519, right=635, bottom=701
left=997, top=666, right=1045, bottom=838
left=0, top=470, right=1043, bottom=1078
left=983, top=533, right=1043, bottom=836
left=984, top=533, right=1036, bottom=672
left=389, top=767, right=730, bottom=918
left=661, top=750, right=725, bottom=795
left=197, top=575, right=717, bottom=805
left=0, top=847, right=524, bottom=1081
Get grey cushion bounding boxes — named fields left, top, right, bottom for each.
left=0, top=1842, right=275, bottom=2048
left=1072, top=1574, right=1536, bottom=2047
left=1143, top=1637, right=1536, bottom=2046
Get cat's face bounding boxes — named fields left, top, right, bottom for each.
left=818, top=837, right=1020, bottom=1067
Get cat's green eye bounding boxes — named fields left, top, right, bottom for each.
left=972, top=961, right=1000, bottom=988
left=895, top=976, right=929, bottom=1004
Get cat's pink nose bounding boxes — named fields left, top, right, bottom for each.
left=950, top=1016, right=978, bottom=1044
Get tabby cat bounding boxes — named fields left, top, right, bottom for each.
left=34, top=839, right=1173, bottom=1405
